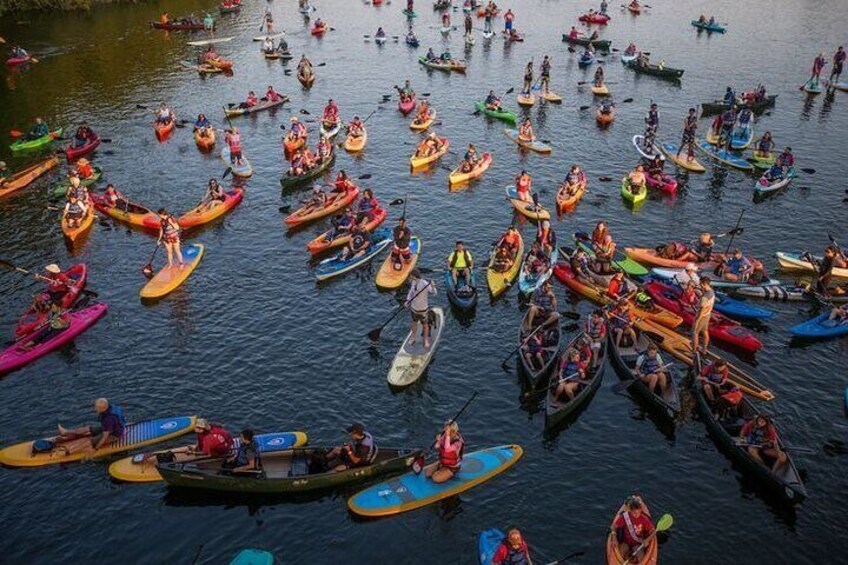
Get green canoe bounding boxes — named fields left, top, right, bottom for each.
left=10, top=128, right=64, bottom=152
left=474, top=101, right=518, bottom=125
left=50, top=167, right=103, bottom=199
left=280, top=153, right=336, bottom=191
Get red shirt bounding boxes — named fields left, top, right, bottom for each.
left=613, top=511, right=654, bottom=547
left=196, top=426, right=234, bottom=457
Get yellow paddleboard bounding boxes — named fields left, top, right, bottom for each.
left=140, top=243, right=205, bottom=300
left=375, top=237, right=421, bottom=290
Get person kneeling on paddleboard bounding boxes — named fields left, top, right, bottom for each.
left=390, top=217, right=414, bottom=268
left=424, top=420, right=464, bottom=483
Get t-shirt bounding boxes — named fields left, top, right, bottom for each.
left=613, top=511, right=655, bottom=546
left=531, top=288, right=554, bottom=311
left=697, top=289, right=715, bottom=318
left=197, top=426, right=235, bottom=457
left=99, top=408, right=124, bottom=440
left=406, top=279, right=436, bottom=312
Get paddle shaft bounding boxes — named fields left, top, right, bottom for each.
left=722, top=209, right=746, bottom=256
left=367, top=279, right=432, bottom=339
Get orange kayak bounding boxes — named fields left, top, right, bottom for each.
left=178, top=188, right=244, bottom=231
left=91, top=193, right=159, bottom=231
left=556, top=182, right=586, bottom=212
left=155, top=119, right=176, bottom=140
left=605, top=498, right=657, bottom=565
left=194, top=128, right=216, bottom=150
left=284, top=187, right=360, bottom=229
left=306, top=207, right=387, bottom=255
left=596, top=107, right=614, bottom=125
left=0, top=156, right=60, bottom=198
left=624, top=246, right=724, bottom=270
left=62, top=204, right=95, bottom=243
left=208, top=57, right=233, bottom=71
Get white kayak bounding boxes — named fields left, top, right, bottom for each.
left=632, top=134, right=665, bottom=161
left=252, top=32, right=286, bottom=42
left=387, top=307, right=445, bottom=388
left=651, top=267, right=781, bottom=289
left=187, top=36, right=235, bottom=47
left=754, top=167, right=795, bottom=196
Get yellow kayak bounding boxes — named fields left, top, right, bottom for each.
left=410, top=138, right=449, bottom=168
left=62, top=204, right=95, bottom=243
left=140, top=243, right=205, bottom=300
left=344, top=126, right=367, bottom=152
left=487, top=231, right=524, bottom=298
left=410, top=110, right=437, bottom=131
left=448, top=152, right=492, bottom=186
left=375, top=237, right=421, bottom=290
left=505, top=186, right=550, bottom=221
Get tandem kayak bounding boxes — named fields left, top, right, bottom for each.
left=487, top=230, right=524, bottom=299
left=0, top=156, right=60, bottom=199
left=696, top=139, right=753, bottom=171
left=178, top=188, right=244, bottom=231
left=623, top=58, right=685, bottom=80
left=754, top=167, right=796, bottom=196
left=10, top=128, right=63, bottom=152
left=280, top=153, right=335, bottom=190
left=660, top=141, right=706, bottom=172
left=13, top=263, right=87, bottom=338
left=223, top=97, right=288, bottom=117
left=579, top=13, right=610, bottom=24
left=691, top=20, right=726, bottom=33
left=790, top=313, right=848, bottom=339
left=645, top=169, right=678, bottom=194
left=387, top=307, right=445, bottom=388
left=505, top=186, right=550, bottom=221
left=410, top=138, right=450, bottom=168
left=306, top=207, right=386, bottom=256
left=375, top=237, right=421, bottom=290
left=0, top=302, right=107, bottom=375
left=474, top=101, right=517, bottom=124
left=140, top=244, right=204, bottom=300
left=315, top=230, right=392, bottom=281
left=504, top=128, right=552, bottom=154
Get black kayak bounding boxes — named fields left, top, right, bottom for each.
left=700, top=94, right=777, bottom=117
left=444, top=270, right=478, bottom=311
left=561, top=34, right=612, bottom=51
left=544, top=332, right=606, bottom=431
left=623, top=59, right=684, bottom=80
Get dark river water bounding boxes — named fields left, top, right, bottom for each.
left=1, top=0, right=847, bottom=563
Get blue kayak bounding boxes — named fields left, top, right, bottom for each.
left=714, top=291, right=774, bottom=320
left=230, top=549, right=273, bottom=565
left=479, top=529, right=505, bottom=565
left=789, top=313, right=848, bottom=339
left=578, top=53, right=595, bottom=67
left=696, top=139, right=753, bottom=171
left=314, top=229, right=392, bottom=281
left=444, top=270, right=479, bottom=310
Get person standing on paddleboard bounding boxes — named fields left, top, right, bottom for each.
left=406, top=268, right=437, bottom=349
left=157, top=208, right=184, bottom=269
left=830, top=46, right=845, bottom=83
left=678, top=108, right=698, bottom=161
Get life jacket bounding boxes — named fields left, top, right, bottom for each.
left=449, top=250, right=472, bottom=269
left=721, top=389, right=743, bottom=406
left=67, top=201, right=84, bottom=216
left=227, top=133, right=241, bottom=152
left=703, top=363, right=728, bottom=385
left=637, top=353, right=662, bottom=374
left=100, top=405, right=127, bottom=440
left=437, top=432, right=464, bottom=467
left=622, top=511, right=644, bottom=544
left=586, top=318, right=605, bottom=339
left=353, top=431, right=378, bottom=464
left=516, top=176, right=531, bottom=193
left=161, top=217, right=181, bottom=239
left=502, top=231, right=519, bottom=248
left=498, top=542, right=529, bottom=565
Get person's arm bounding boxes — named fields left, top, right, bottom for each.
left=92, top=430, right=112, bottom=451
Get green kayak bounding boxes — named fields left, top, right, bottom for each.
left=474, top=101, right=517, bottom=125
left=50, top=167, right=103, bottom=199
left=10, top=128, right=64, bottom=152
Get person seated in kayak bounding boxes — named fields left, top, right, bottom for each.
left=721, top=86, right=736, bottom=108
left=70, top=122, right=95, bottom=148
left=355, top=188, right=379, bottom=223
left=102, top=184, right=127, bottom=209
left=491, top=529, right=532, bottom=565
left=441, top=12, right=451, bottom=28
left=613, top=496, right=655, bottom=564
left=339, top=225, right=372, bottom=261
left=297, top=55, right=313, bottom=77
left=425, top=420, right=464, bottom=484
left=756, top=131, right=775, bottom=158
left=647, top=155, right=664, bottom=178
left=775, top=146, right=794, bottom=172
left=762, top=163, right=785, bottom=182
left=585, top=309, right=607, bottom=363
left=707, top=15, right=717, bottom=26
left=322, top=99, right=339, bottom=127
left=75, top=159, right=94, bottom=181
left=330, top=208, right=356, bottom=239
left=627, top=164, right=647, bottom=195
left=64, top=177, right=89, bottom=206
left=375, top=27, right=387, bottom=40
left=635, top=342, right=669, bottom=395
left=265, top=85, right=283, bottom=104
left=62, top=194, right=88, bottom=229
left=677, top=279, right=698, bottom=310
left=567, top=26, right=581, bottom=40
left=406, top=27, right=419, bottom=44
left=288, top=116, right=308, bottom=143
left=592, top=65, right=605, bottom=87
left=569, top=247, right=592, bottom=283
left=262, top=36, right=275, bottom=53
left=677, top=232, right=715, bottom=263
left=580, top=47, right=594, bottom=63
left=551, top=349, right=587, bottom=402
left=193, top=115, right=212, bottom=141
left=439, top=50, right=453, bottom=63
left=25, top=117, right=50, bottom=141
left=415, top=132, right=444, bottom=158
left=517, top=118, right=535, bottom=143
left=51, top=398, right=126, bottom=456
left=624, top=42, right=637, bottom=56
left=413, top=100, right=432, bottom=125
left=155, top=104, right=173, bottom=125
left=313, top=18, right=326, bottom=31
left=447, top=240, right=474, bottom=286
left=741, top=414, right=787, bottom=472
left=484, top=90, right=501, bottom=110
left=8, top=45, right=28, bottom=60
left=606, top=270, right=631, bottom=301
left=608, top=299, right=637, bottom=347
left=275, top=37, right=289, bottom=54
left=224, top=127, right=245, bottom=167
left=323, top=423, right=377, bottom=473
left=37, top=263, right=73, bottom=306
left=536, top=220, right=556, bottom=256
left=157, top=208, right=184, bottom=268
left=316, top=135, right=333, bottom=162
left=524, top=241, right=550, bottom=278
left=716, top=248, right=752, bottom=282
left=496, top=225, right=521, bottom=258
left=289, top=149, right=308, bottom=176
left=332, top=170, right=355, bottom=194
left=522, top=60, right=533, bottom=93
left=457, top=143, right=480, bottom=173
left=203, top=179, right=226, bottom=209
left=697, top=14, right=707, bottom=24
left=557, top=164, right=587, bottom=201
left=199, top=46, right=218, bottom=65
left=390, top=216, right=414, bottom=267
left=628, top=0, right=641, bottom=10
left=527, top=279, right=559, bottom=329
left=347, top=115, right=365, bottom=139
left=828, top=303, right=848, bottom=323
left=425, top=47, right=438, bottom=62
left=305, top=184, right=329, bottom=211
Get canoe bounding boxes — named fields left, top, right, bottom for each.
left=632, top=135, right=664, bottom=161
left=179, top=188, right=244, bottom=230
left=51, top=167, right=102, bottom=199
left=418, top=56, right=466, bottom=72
left=479, top=529, right=505, bottom=565
left=140, top=244, right=205, bottom=300
left=158, top=445, right=422, bottom=493
left=0, top=156, right=60, bottom=199
left=730, top=124, right=754, bottom=150
left=375, top=237, right=421, bottom=290
left=623, top=247, right=722, bottom=270
left=0, top=413, right=195, bottom=467
left=283, top=135, right=306, bottom=160
left=650, top=267, right=780, bottom=290
left=231, top=550, right=273, bottom=565
left=487, top=231, right=524, bottom=298
left=518, top=250, right=553, bottom=295
left=696, top=139, right=753, bottom=171
left=645, top=170, right=678, bottom=194
left=387, top=307, right=445, bottom=387
left=505, top=186, right=550, bottom=221
left=556, top=183, right=585, bottom=212
left=518, top=309, right=561, bottom=387
left=347, top=444, right=523, bottom=517
left=541, top=91, right=563, bottom=103
left=623, top=58, right=684, bottom=80
left=263, top=51, right=283, bottom=60
left=344, top=126, right=368, bottom=152
left=790, top=313, right=848, bottom=339
left=221, top=146, right=253, bottom=178
left=691, top=356, right=805, bottom=502
left=700, top=94, right=777, bottom=117
left=306, top=207, right=387, bottom=256
left=108, top=431, right=309, bottom=482
left=644, top=281, right=763, bottom=352
left=410, top=138, right=450, bottom=168
left=319, top=119, right=341, bottom=139
left=223, top=97, right=287, bottom=117
left=691, top=20, right=726, bottom=33
left=579, top=13, right=610, bottom=24
left=621, top=177, right=646, bottom=206
left=444, top=270, right=478, bottom=311
left=154, top=120, right=175, bottom=140
left=280, top=153, right=335, bottom=190
left=298, top=71, right=315, bottom=88
left=596, top=107, right=614, bottom=126
left=399, top=94, right=417, bottom=115
left=552, top=262, right=683, bottom=328
left=754, top=167, right=796, bottom=196
left=608, top=329, right=682, bottom=420
left=62, top=204, right=95, bottom=243
left=504, top=128, right=552, bottom=154
left=285, top=186, right=359, bottom=228
left=315, top=230, right=392, bottom=281
left=776, top=251, right=848, bottom=279
left=10, top=128, right=63, bottom=152
left=591, top=84, right=609, bottom=96
left=65, top=135, right=100, bottom=161
left=517, top=92, right=535, bottom=107
left=194, top=128, right=216, bottom=150
left=448, top=152, right=492, bottom=186
left=544, top=332, right=606, bottom=430
left=605, top=498, right=658, bottom=565
left=91, top=194, right=159, bottom=231
left=573, top=235, right=648, bottom=277
left=561, top=34, right=612, bottom=51
left=474, top=101, right=518, bottom=125
left=660, top=141, right=706, bottom=172
left=13, top=264, right=87, bottom=338
left=151, top=21, right=210, bottom=31
left=410, top=110, right=437, bottom=131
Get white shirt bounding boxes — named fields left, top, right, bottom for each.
left=672, top=270, right=700, bottom=287
left=406, top=279, right=437, bottom=312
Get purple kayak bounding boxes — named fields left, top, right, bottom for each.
left=0, top=303, right=107, bottom=375
left=646, top=170, right=678, bottom=194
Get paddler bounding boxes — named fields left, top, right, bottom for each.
left=103, top=184, right=127, bottom=209
left=722, top=86, right=736, bottom=108
left=425, top=47, right=438, bottom=62
left=536, top=220, right=556, bottom=256
left=194, top=114, right=212, bottom=142
left=612, top=496, right=655, bottom=564
left=606, top=270, right=630, bottom=301
left=591, top=221, right=610, bottom=249
left=608, top=299, right=637, bottom=347
left=756, top=131, right=775, bottom=158
left=740, top=414, right=786, bottom=472
left=331, top=208, right=356, bottom=239
left=70, top=122, right=95, bottom=149
left=339, top=225, right=372, bottom=261
left=424, top=420, right=465, bottom=484
left=775, top=146, right=794, bottom=173
left=265, top=85, right=282, bottom=103
left=698, top=358, right=742, bottom=416
left=324, top=423, right=377, bottom=472
left=517, top=117, right=535, bottom=143
left=830, top=46, right=845, bottom=83
left=262, top=37, right=274, bottom=53
left=585, top=309, right=607, bottom=363
left=672, top=263, right=701, bottom=287
left=809, top=52, right=826, bottom=87
left=224, top=127, right=245, bottom=167
left=406, top=27, right=419, bottom=45
left=322, top=99, right=339, bottom=129
left=53, top=398, right=126, bottom=456
left=156, top=208, right=184, bottom=268
left=464, top=11, right=473, bottom=35
left=375, top=27, right=387, bottom=42
left=492, top=529, right=533, bottom=564
left=390, top=216, right=414, bottom=268
left=635, top=342, right=669, bottom=395
left=593, top=65, right=605, bottom=87
left=514, top=169, right=533, bottom=202
left=74, top=159, right=94, bottom=182
left=503, top=8, right=514, bottom=33
left=155, top=103, right=174, bottom=125
left=275, top=37, right=289, bottom=54
left=347, top=116, right=365, bottom=141
left=627, top=164, right=647, bottom=196
left=297, top=54, right=313, bottom=78
left=484, top=90, right=502, bottom=110
left=413, top=100, right=432, bottom=125
left=288, top=116, right=307, bottom=143
left=627, top=0, right=641, bottom=11
left=643, top=103, right=659, bottom=149
left=599, top=0, right=608, bottom=14
left=64, top=176, right=87, bottom=205
left=569, top=247, right=592, bottom=283
left=677, top=232, right=715, bottom=264
left=203, top=179, right=226, bottom=209
left=406, top=268, right=437, bottom=348
left=678, top=107, right=698, bottom=160
left=522, top=60, right=533, bottom=94
left=263, top=7, right=274, bottom=32
left=483, top=7, right=494, bottom=34
left=355, top=188, right=380, bottom=223
left=24, top=117, right=50, bottom=141
left=447, top=241, right=474, bottom=286
left=527, top=278, right=559, bottom=329
left=557, top=164, right=586, bottom=202
left=691, top=276, right=715, bottom=355
left=540, top=55, right=552, bottom=93
left=316, top=134, right=333, bottom=162
left=62, top=194, right=87, bottom=230
left=523, top=241, right=550, bottom=279
left=624, top=42, right=637, bottom=57
left=498, top=225, right=521, bottom=255
left=38, top=263, right=74, bottom=306
left=458, top=143, right=480, bottom=172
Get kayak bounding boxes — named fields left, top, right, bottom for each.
left=518, top=308, right=561, bottom=386
left=181, top=60, right=223, bottom=74
left=208, top=57, right=234, bottom=71
left=65, top=135, right=100, bottom=161
left=561, top=34, right=612, bottom=51
left=280, top=153, right=335, bottom=190
left=410, top=110, right=437, bottom=131
left=627, top=3, right=641, bottom=14
left=418, top=56, right=466, bottom=72
left=448, top=152, right=492, bottom=186
left=660, top=141, right=706, bottom=172
left=504, top=128, right=552, bottom=154
left=644, top=281, right=763, bottom=352
left=573, top=235, right=649, bottom=277
left=541, top=91, right=563, bottom=103
left=62, top=205, right=95, bottom=243
left=191, top=36, right=237, bottom=45
left=591, top=84, right=609, bottom=96
left=140, top=244, right=205, bottom=300
left=306, top=207, right=386, bottom=256
left=691, top=20, right=726, bottom=33
left=375, top=237, right=420, bottom=290
left=733, top=284, right=815, bottom=302
left=606, top=498, right=658, bottom=564
left=405, top=35, right=420, bottom=47
left=5, top=55, right=33, bottom=66
left=285, top=186, right=359, bottom=228
left=51, top=167, right=102, bottom=199
left=632, top=134, right=664, bottom=161
left=410, top=138, right=450, bottom=168
left=645, top=170, right=678, bottom=194
left=505, top=186, right=550, bottom=221
left=315, top=230, right=392, bottom=281
left=231, top=550, right=273, bottom=565
left=696, top=139, right=753, bottom=171
left=0, top=302, right=107, bottom=375
left=650, top=267, right=781, bottom=289
left=399, top=94, right=417, bottom=115
left=347, top=444, right=523, bottom=517
left=10, top=128, right=63, bottom=152
left=517, top=92, right=535, bottom=107
left=776, top=251, right=848, bottom=279
left=713, top=291, right=774, bottom=320
left=154, top=120, right=175, bottom=140
left=577, top=52, right=595, bottom=68
left=623, top=58, right=685, bottom=80
left=474, top=101, right=518, bottom=125
left=596, top=107, right=614, bottom=126
left=620, top=177, right=647, bottom=205
left=311, top=24, right=327, bottom=36
left=730, top=123, right=754, bottom=150
left=0, top=156, right=60, bottom=199
left=151, top=21, right=210, bottom=31
left=479, top=529, right=505, bottom=565
left=0, top=413, right=194, bottom=467
left=221, top=146, right=253, bottom=178
left=754, top=167, right=796, bottom=196
left=108, top=431, right=308, bottom=482
left=579, top=13, right=610, bottom=24
left=624, top=246, right=721, bottom=270
left=518, top=251, right=553, bottom=295
left=219, top=2, right=240, bottom=14
left=298, top=71, right=315, bottom=88
left=487, top=231, right=524, bottom=298
left=194, top=128, right=216, bottom=150
left=544, top=331, right=606, bottom=430
left=344, top=125, right=368, bottom=152
left=444, top=270, right=478, bottom=310
left=387, top=307, right=445, bottom=387
left=91, top=194, right=159, bottom=231
left=223, top=97, right=287, bottom=117
left=790, top=313, right=848, bottom=339
left=179, top=188, right=244, bottom=231
left=700, top=94, right=778, bottom=117
left=320, top=119, right=341, bottom=139
left=14, top=264, right=87, bottom=338
left=556, top=183, right=586, bottom=212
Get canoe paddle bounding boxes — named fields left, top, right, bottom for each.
left=366, top=279, right=434, bottom=341
left=722, top=208, right=746, bottom=256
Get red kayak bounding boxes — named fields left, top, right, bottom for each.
left=65, top=135, right=101, bottom=161
left=643, top=281, right=763, bottom=353
left=399, top=94, right=417, bottom=115
left=578, top=13, right=610, bottom=24
left=311, top=24, right=327, bottom=36
left=5, top=55, right=32, bottom=66
left=645, top=170, right=678, bottom=194
left=14, top=264, right=88, bottom=338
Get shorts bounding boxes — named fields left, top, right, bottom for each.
left=693, top=315, right=710, bottom=335
left=88, top=425, right=104, bottom=448
left=393, top=246, right=411, bottom=260
left=165, top=234, right=180, bottom=244
left=411, top=308, right=429, bottom=323
left=229, top=150, right=242, bottom=162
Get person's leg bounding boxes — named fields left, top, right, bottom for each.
left=431, top=467, right=455, bottom=483
left=165, top=241, right=175, bottom=268
left=409, top=320, right=420, bottom=345
left=423, top=319, right=431, bottom=348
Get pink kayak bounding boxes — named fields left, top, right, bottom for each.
left=646, top=170, right=678, bottom=194
left=5, top=56, right=32, bottom=66
left=0, top=303, right=107, bottom=375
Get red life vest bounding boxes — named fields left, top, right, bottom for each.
left=437, top=433, right=464, bottom=468
left=227, top=133, right=241, bottom=152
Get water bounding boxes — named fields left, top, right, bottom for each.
left=1, top=0, right=847, bottom=563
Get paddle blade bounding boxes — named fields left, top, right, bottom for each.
left=222, top=167, right=232, bottom=179
left=141, top=264, right=155, bottom=278
left=622, top=98, right=634, bottom=103
left=358, top=173, right=373, bottom=180
left=9, top=129, right=23, bottom=138
left=801, top=168, right=815, bottom=174
left=367, top=327, right=382, bottom=342
left=389, top=198, right=405, bottom=205
left=656, top=513, right=674, bottom=532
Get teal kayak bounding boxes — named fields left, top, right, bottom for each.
left=230, top=549, right=273, bottom=565
left=691, top=20, right=726, bottom=33
left=696, top=139, right=753, bottom=171
left=10, top=128, right=64, bottom=152
left=474, top=101, right=517, bottom=125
